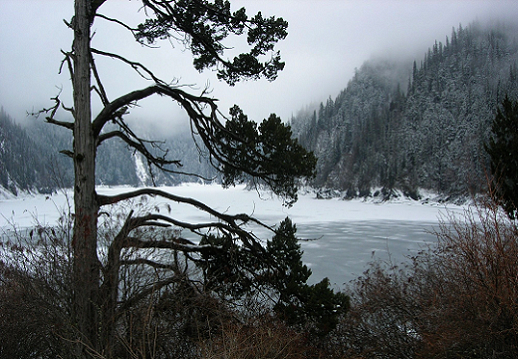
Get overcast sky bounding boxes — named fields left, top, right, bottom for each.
left=1, top=0, right=518, bottom=136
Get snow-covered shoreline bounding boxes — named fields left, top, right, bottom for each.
left=1, top=183, right=465, bottom=230
left=0, top=183, right=469, bottom=285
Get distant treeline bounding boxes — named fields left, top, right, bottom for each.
left=290, top=21, right=518, bottom=199
left=3, top=21, right=518, bottom=198
left=0, top=108, right=218, bottom=195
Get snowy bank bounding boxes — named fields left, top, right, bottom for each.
left=1, top=183, right=465, bottom=230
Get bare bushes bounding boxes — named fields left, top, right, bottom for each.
left=419, top=198, right=518, bottom=357
left=0, top=211, right=75, bottom=358
left=200, top=314, right=313, bottom=359
left=335, top=261, right=421, bottom=358
left=0, top=201, right=230, bottom=359
left=339, top=197, right=518, bottom=358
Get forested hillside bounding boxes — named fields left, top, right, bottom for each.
left=291, top=21, right=518, bottom=199
left=0, top=108, right=57, bottom=195
left=3, top=21, right=518, bottom=198
left=0, top=109, right=218, bottom=195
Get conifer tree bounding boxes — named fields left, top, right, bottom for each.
left=485, top=95, right=518, bottom=218
left=38, top=0, right=321, bottom=356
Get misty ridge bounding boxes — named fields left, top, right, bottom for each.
left=1, top=20, right=518, bottom=199
left=290, top=20, right=518, bottom=201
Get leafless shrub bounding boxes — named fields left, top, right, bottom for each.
left=0, top=199, right=242, bottom=359
left=417, top=197, right=518, bottom=358
left=0, top=206, right=75, bottom=358
left=334, top=260, right=421, bottom=359
left=199, top=314, right=316, bottom=359
left=337, top=194, right=518, bottom=358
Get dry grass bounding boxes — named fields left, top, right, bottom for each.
left=200, top=315, right=316, bottom=359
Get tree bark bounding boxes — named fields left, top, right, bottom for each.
left=72, top=0, right=101, bottom=355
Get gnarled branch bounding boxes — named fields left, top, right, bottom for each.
left=122, top=236, right=221, bottom=254
left=30, top=91, right=74, bottom=131
left=91, top=48, right=168, bottom=84
left=98, top=187, right=263, bottom=226
left=98, top=130, right=181, bottom=168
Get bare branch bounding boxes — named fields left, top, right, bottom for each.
left=116, top=275, right=199, bottom=317
left=120, top=258, right=179, bottom=272
left=90, top=55, right=109, bottom=106
left=46, top=117, right=74, bottom=131
left=122, top=236, right=220, bottom=254
left=97, top=187, right=259, bottom=226
left=90, top=83, right=224, bottom=138
left=90, top=84, right=226, bottom=180
left=59, top=50, right=74, bottom=79
left=59, top=150, right=74, bottom=158
left=95, top=13, right=160, bottom=50
left=124, top=212, right=251, bottom=240
left=91, top=48, right=167, bottom=84
left=97, top=187, right=273, bottom=253
left=63, top=18, right=73, bottom=29
left=98, top=128, right=213, bottom=180
left=62, top=103, right=75, bottom=116
left=29, top=91, right=74, bottom=131
left=98, top=130, right=181, bottom=167
left=95, top=13, right=138, bottom=33
left=92, top=85, right=157, bottom=135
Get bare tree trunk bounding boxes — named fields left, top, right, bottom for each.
left=72, top=0, right=101, bottom=355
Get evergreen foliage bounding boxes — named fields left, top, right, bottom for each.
left=199, top=217, right=348, bottom=336
left=217, top=107, right=316, bottom=205
left=485, top=95, right=518, bottom=218
left=266, top=218, right=349, bottom=336
left=0, top=109, right=55, bottom=194
left=136, top=0, right=287, bottom=86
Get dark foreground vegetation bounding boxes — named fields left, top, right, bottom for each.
left=340, top=196, right=518, bottom=358
left=3, top=91, right=518, bottom=356
left=0, top=207, right=346, bottom=358
left=2, top=187, right=518, bottom=358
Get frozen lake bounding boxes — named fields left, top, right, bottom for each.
left=297, top=220, right=438, bottom=286
left=0, top=183, right=464, bottom=288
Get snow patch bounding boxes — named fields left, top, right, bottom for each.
left=0, top=186, right=16, bottom=200
left=133, top=153, right=150, bottom=186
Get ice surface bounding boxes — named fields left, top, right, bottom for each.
left=0, top=183, right=466, bottom=287
left=0, top=183, right=463, bottom=227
